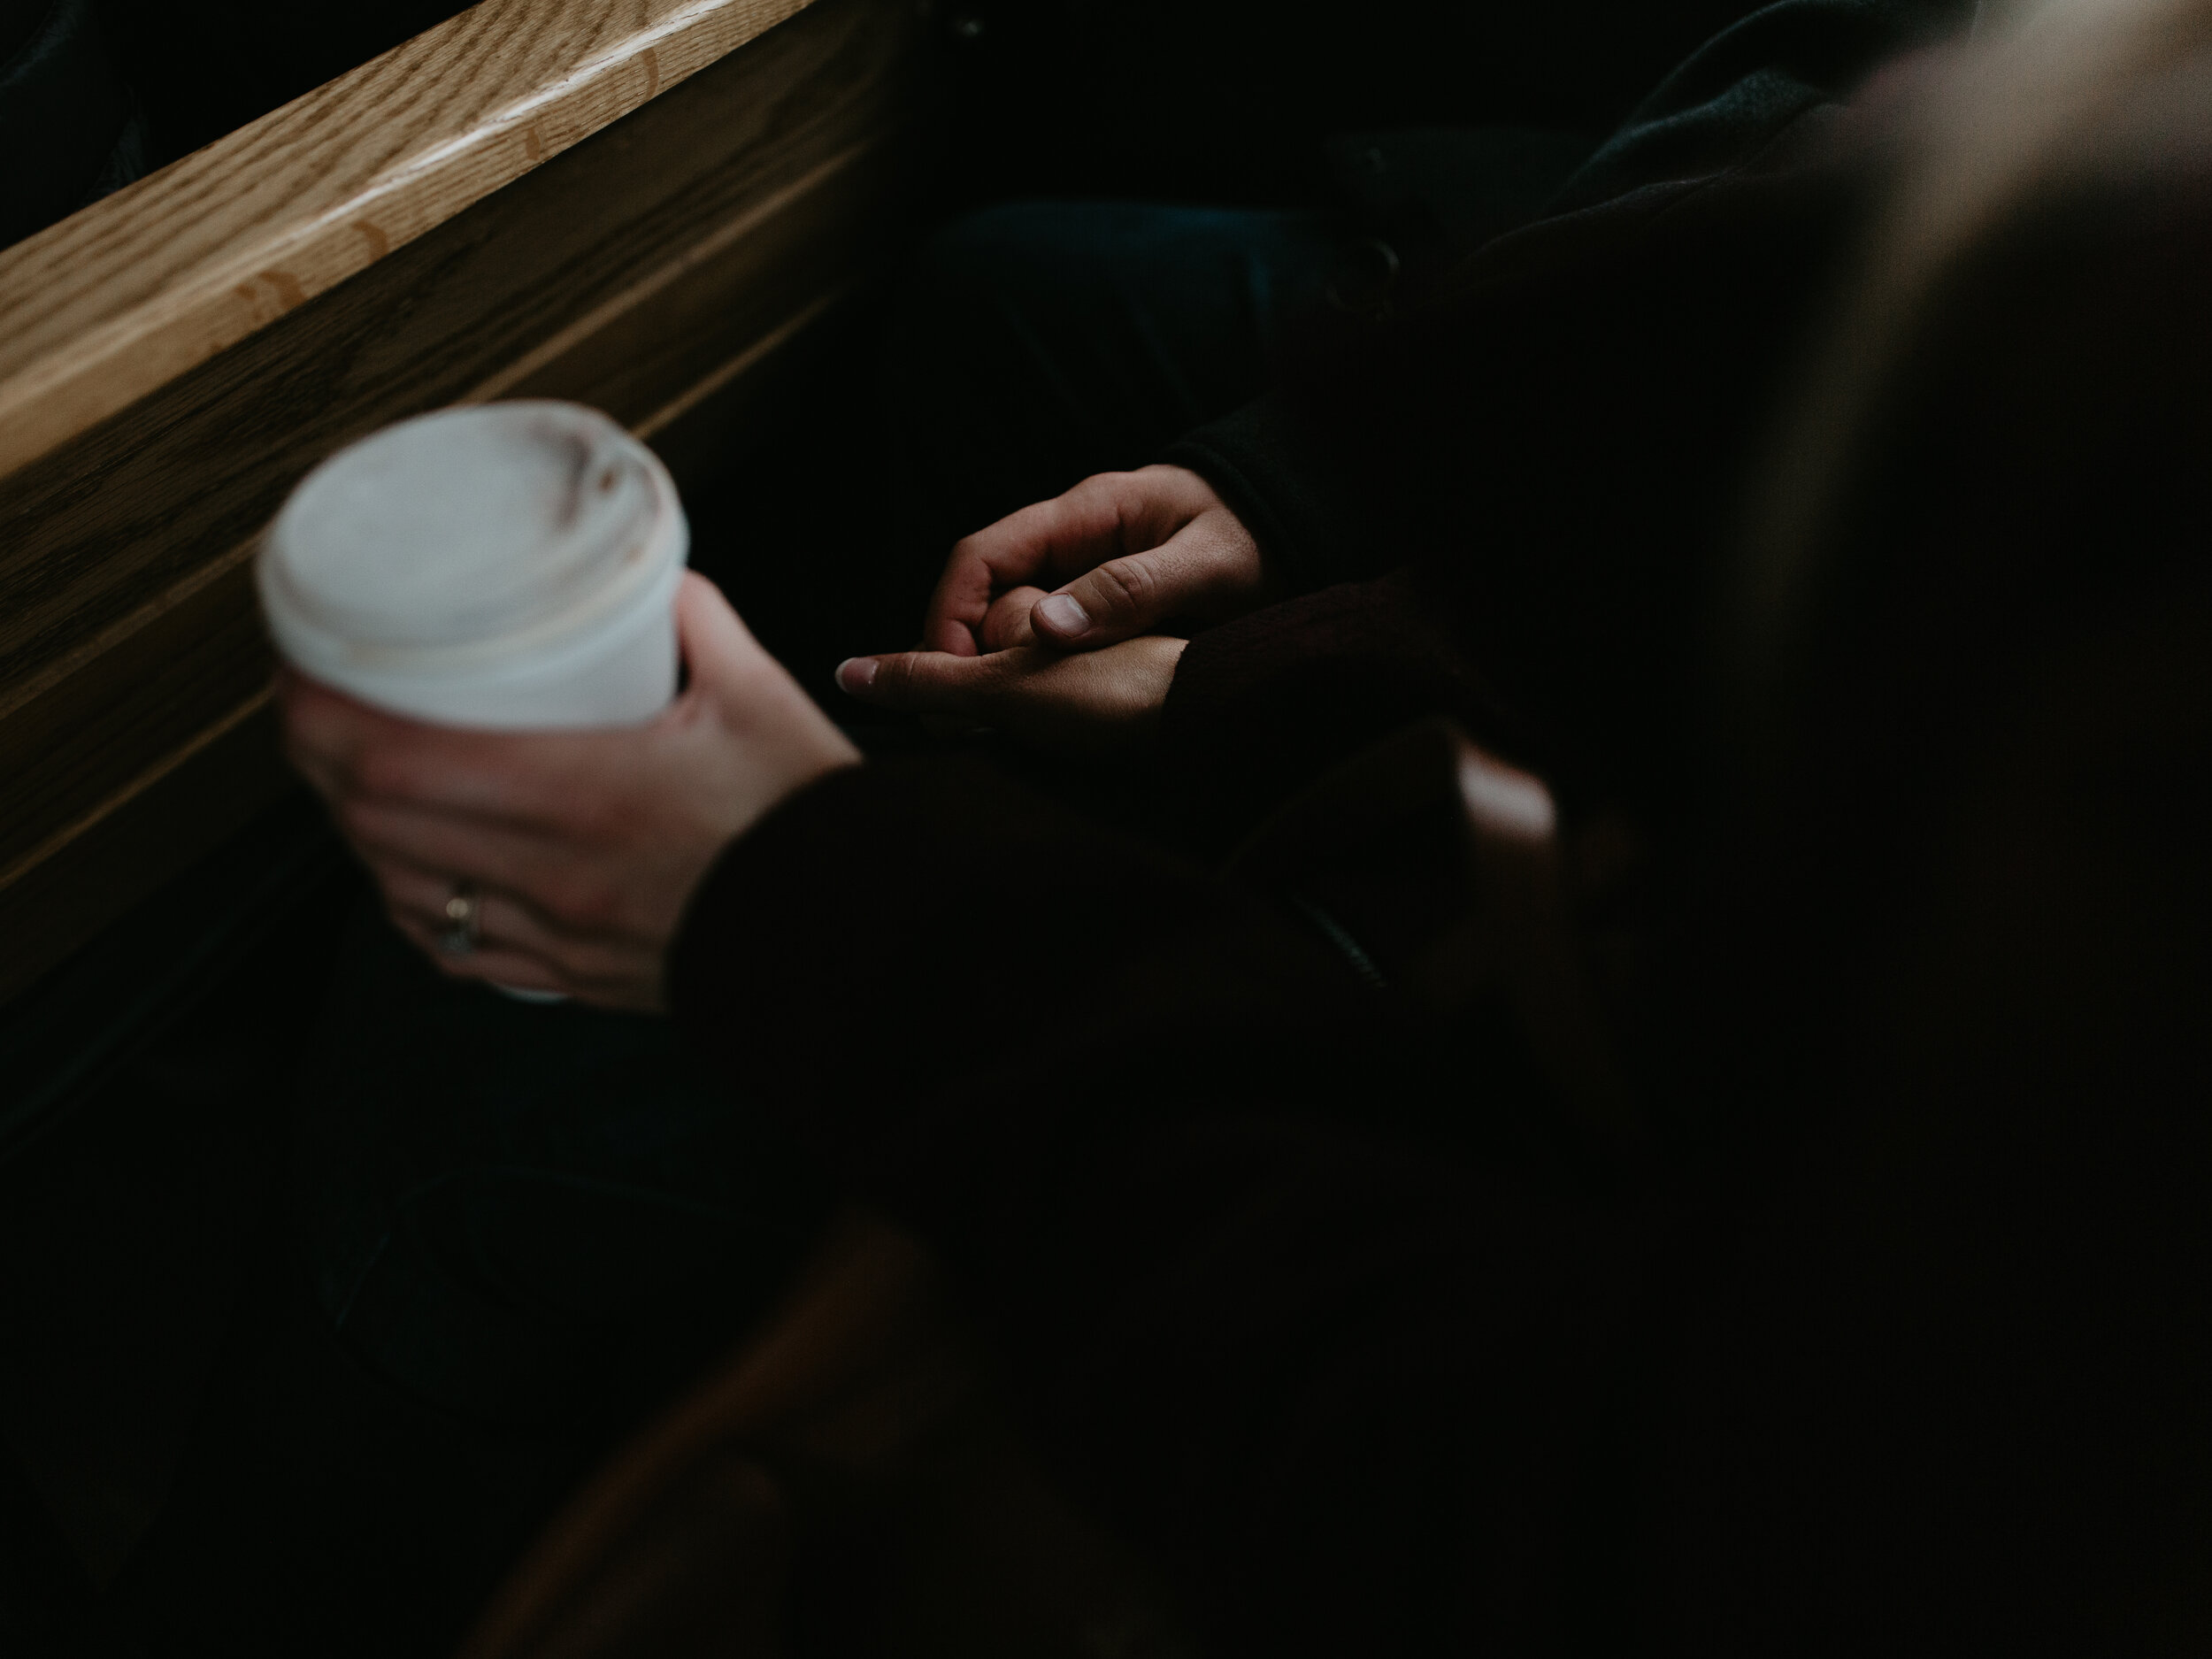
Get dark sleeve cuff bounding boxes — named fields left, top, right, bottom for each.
left=1161, top=395, right=1397, bottom=597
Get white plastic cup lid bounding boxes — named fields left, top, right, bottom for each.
left=259, top=402, right=686, bottom=718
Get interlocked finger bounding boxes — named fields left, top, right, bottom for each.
left=375, top=862, right=657, bottom=991
left=340, top=797, right=594, bottom=917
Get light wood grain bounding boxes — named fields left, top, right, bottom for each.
left=0, top=0, right=813, bottom=482
left=0, top=0, right=926, bottom=1002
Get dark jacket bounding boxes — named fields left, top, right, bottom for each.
left=669, top=5, right=2016, bottom=1653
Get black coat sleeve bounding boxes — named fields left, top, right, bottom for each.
left=665, top=754, right=1386, bottom=1256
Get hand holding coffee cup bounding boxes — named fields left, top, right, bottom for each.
left=265, top=403, right=858, bottom=1010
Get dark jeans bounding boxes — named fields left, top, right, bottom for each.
left=886, top=200, right=1348, bottom=562
left=294, top=904, right=828, bottom=1432
left=106, top=901, right=826, bottom=1658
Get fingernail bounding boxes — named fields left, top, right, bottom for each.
left=834, top=657, right=878, bottom=694
left=1036, top=593, right=1090, bottom=637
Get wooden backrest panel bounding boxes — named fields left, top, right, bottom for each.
left=0, top=0, right=925, bottom=1002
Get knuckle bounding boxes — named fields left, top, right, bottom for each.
left=1090, top=557, right=1157, bottom=618
left=351, top=746, right=419, bottom=801
left=334, top=798, right=384, bottom=849
left=563, top=793, right=627, bottom=849
left=292, top=728, right=362, bottom=795
left=897, top=657, right=965, bottom=710
left=1067, top=472, right=1134, bottom=530
left=872, top=656, right=917, bottom=700
left=567, top=877, right=627, bottom=933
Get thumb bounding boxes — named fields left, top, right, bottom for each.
left=833, top=649, right=1000, bottom=718
left=1029, top=516, right=1248, bottom=650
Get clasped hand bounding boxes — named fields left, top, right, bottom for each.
left=833, top=464, right=1270, bottom=752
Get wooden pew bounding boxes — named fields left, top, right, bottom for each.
left=0, top=0, right=927, bottom=1003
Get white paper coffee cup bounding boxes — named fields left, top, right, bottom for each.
left=258, top=401, right=688, bottom=730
